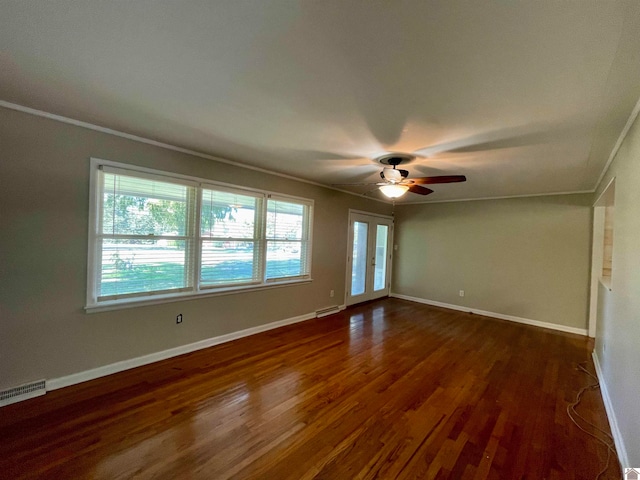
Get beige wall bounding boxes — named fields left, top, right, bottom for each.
left=0, top=107, right=392, bottom=390
left=593, top=110, right=640, bottom=466
left=392, top=194, right=592, bottom=330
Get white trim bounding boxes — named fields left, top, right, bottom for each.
left=0, top=100, right=389, bottom=204
left=593, top=176, right=617, bottom=207
left=85, top=278, right=313, bottom=313
left=47, top=311, right=318, bottom=391
left=593, top=94, right=640, bottom=190
left=390, top=293, right=588, bottom=336
left=592, top=351, right=629, bottom=468
left=588, top=207, right=605, bottom=337
left=399, top=189, right=595, bottom=205
left=86, top=158, right=101, bottom=307
left=3, top=95, right=640, bottom=207
left=347, top=209, right=394, bottom=221
left=590, top=177, right=616, bottom=336
left=0, top=101, right=315, bottom=185
left=398, top=93, right=640, bottom=206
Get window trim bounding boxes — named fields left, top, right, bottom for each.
left=86, top=158, right=314, bottom=313
left=199, top=185, right=264, bottom=289
left=264, top=196, right=313, bottom=283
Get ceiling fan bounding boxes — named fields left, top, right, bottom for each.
left=336, top=153, right=466, bottom=199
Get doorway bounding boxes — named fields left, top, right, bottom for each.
left=346, top=211, right=394, bottom=306
left=588, top=177, right=615, bottom=338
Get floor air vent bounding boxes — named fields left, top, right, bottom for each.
left=316, top=305, right=340, bottom=318
left=0, top=380, right=46, bottom=407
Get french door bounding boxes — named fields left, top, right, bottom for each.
left=346, top=212, right=393, bottom=306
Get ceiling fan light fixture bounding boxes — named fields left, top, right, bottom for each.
left=379, top=184, right=409, bottom=198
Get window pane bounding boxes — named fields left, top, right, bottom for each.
left=351, top=221, right=368, bottom=296
left=265, top=199, right=309, bottom=280
left=103, top=173, right=189, bottom=236
left=200, top=240, right=257, bottom=286
left=99, top=239, right=189, bottom=298
left=267, top=200, right=304, bottom=240
left=201, top=189, right=258, bottom=239
left=374, top=225, right=388, bottom=291
left=266, top=241, right=303, bottom=279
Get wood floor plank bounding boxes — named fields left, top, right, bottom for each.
left=0, top=298, right=619, bottom=479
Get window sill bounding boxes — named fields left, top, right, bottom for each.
left=85, top=278, right=313, bottom=313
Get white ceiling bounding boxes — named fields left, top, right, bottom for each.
left=2, top=1, right=640, bottom=203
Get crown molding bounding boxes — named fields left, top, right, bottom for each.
left=0, top=100, right=389, bottom=204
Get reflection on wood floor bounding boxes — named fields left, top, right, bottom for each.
left=0, top=298, right=618, bottom=479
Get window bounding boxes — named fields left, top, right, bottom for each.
left=96, top=168, right=197, bottom=301
left=87, top=160, right=313, bottom=310
left=265, top=198, right=311, bottom=281
left=200, top=187, right=262, bottom=287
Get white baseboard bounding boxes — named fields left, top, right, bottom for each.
left=46, top=311, right=318, bottom=391
left=592, top=351, right=629, bottom=468
left=390, top=293, right=588, bottom=336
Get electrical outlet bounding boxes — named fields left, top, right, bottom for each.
left=176, top=314, right=183, bottom=324
left=459, top=290, right=465, bottom=297
left=330, top=290, right=335, bottom=298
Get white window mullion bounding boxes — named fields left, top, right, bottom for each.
left=87, top=162, right=104, bottom=306
left=193, top=186, right=203, bottom=293
left=303, top=203, right=313, bottom=275
left=257, top=195, right=267, bottom=283
left=183, top=184, right=197, bottom=293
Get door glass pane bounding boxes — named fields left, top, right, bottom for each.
left=374, top=225, right=388, bottom=291
left=351, top=221, right=368, bottom=296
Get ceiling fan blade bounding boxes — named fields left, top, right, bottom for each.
left=408, top=185, right=434, bottom=195
left=410, top=175, right=466, bottom=185
left=270, top=148, right=364, bottom=161
left=413, top=120, right=590, bottom=158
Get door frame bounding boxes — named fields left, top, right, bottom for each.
left=588, top=177, right=616, bottom=338
left=344, top=209, right=394, bottom=306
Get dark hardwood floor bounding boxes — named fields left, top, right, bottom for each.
left=0, top=298, right=618, bottom=479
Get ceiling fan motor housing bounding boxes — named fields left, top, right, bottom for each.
left=378, top=153, right=413, bottom=182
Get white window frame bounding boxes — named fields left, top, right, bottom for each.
left=86, top=158, right=313, bottom=312
left=265, top=195, right=313, bottom=283
left=198, top=183, right=265, bottom=289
